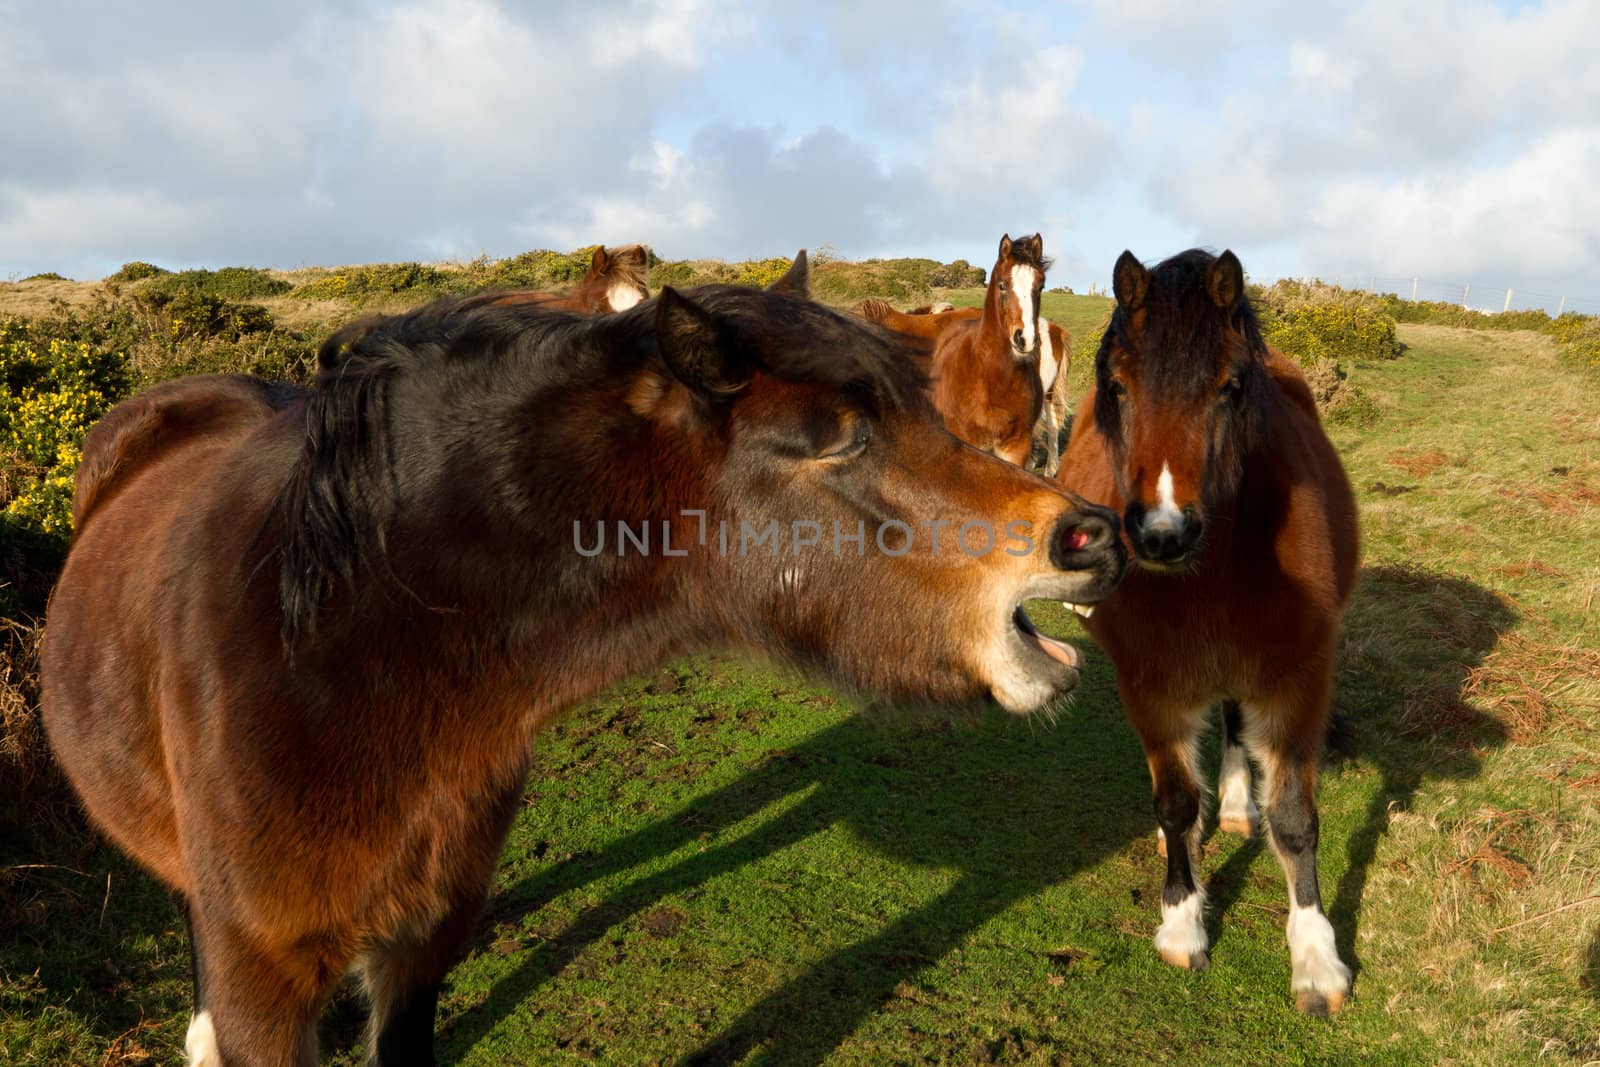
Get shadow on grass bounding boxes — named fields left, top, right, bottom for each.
left=0, top=831, right=191, bottom=1061
left=440, top=562, right=1519, bottom=1063
left=1324, top=564, right=1517, bottom=980
left=439, top=655, right=1152, bottom=1065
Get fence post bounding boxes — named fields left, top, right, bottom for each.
left=1503, top=288, right=1513, bottom=313
left=1411, top=276, right=1418, bottom=301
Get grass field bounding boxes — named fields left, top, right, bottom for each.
left=3, top=303, right=1598, bottom=1064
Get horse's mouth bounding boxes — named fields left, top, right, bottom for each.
left=1135, top=555, right=1192, bottom=574
left=1012, top=604, right=1081, bottom=670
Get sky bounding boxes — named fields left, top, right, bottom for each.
left=2, top=0, right=1597, bottom=313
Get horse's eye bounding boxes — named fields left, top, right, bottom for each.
left=1107, top=380, right=1127, bottom=400
left=819, top=417, right=871, bottom=460
left=1220, top=376, right=1245, bottom=403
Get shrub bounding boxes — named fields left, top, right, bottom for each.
left=1382, top=296, right=1553, bottom=332
left=109, top=261, right=168, bottom=282
left=145, top=266, right=291, bottom=301
left=1253, top=280, right=1402, bottom=365
left=733, top=257, right=797, bottom=288
left=0, top=321, right=131, bottom=539
left=928, top=259, right=986, bottom=288
left=19, top=272, right=67, bottom=283
left=291, top=262, right=466, bottom=302
left=1546, top=313, right=1600, bottom=369
left=483, top=248, right=599, bottom=290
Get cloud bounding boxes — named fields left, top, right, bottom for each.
left=1142, top=0, right=1600, bottom=289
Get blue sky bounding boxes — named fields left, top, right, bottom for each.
left=3, top=0, right=1597, bottom=312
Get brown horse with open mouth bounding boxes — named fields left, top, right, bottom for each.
left=42, top=254, right=1124, bottom=1065
left=486, top=242, right=650, bottom=314
left=860, top=234, right=1049, bottom=467
left=1057, top=248, right=1358, bottom=1015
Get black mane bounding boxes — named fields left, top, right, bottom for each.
left=272, top=286, right=929, bottom=645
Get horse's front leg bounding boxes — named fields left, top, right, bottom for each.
left=1129, top=697, right=1210, bottom=970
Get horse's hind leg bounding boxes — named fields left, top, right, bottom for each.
left=1243, top=682, right=1352, bottom=1015
left=1216, top=700, right=1259, bottom=838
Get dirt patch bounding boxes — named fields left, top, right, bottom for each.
left=1386, top=448, right=1450, bottom=477
left=638, top=905, right=687, bottom=939
left=1494, top=559, right=1569, bottom=580
left=1368, top=481, right=1418, bottom=497
left=1045, top=947, right=1086, bottom=969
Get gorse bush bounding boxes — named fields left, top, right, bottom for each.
left=144, top=266, right=291, bottom=301
left=1546, top=313, right=1600, bottom=369
left=483, top=247, right=600, bottom=290
left=109, top=260, right=167, bottom=282
left=1252, top=280, right=1403, bottom=365
left=291, top=262, right=467, bottom=302
left=0, top=320, right=131, bottom=539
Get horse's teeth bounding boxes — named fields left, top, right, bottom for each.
left=1067, top=602, right=1095, bottom=619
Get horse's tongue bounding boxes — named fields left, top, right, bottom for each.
left=1012, top=606, right=1081, bottom=668
left=1030, top=631, right=1080, bottom=668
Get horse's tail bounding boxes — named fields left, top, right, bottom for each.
left=72, top=376, right=305, bottom=532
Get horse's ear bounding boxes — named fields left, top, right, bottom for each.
left=1020, top=233, right=1043, bottom=261
left=1207, top=250, right=1245, bottom=310
left=1113, top=250, right=1148, bottom=310
left=614, top=244, right=648, bottom=267
left=768, top=250, right=809, bottom=297
left=655, top=287, right=747, bottom=401
left=998, top=233, right=1013, bottom=260
left=591, top=245, right=609, bottom=272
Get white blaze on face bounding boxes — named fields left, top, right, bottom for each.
left=1010, top=264, right=1038, bottom=353
left=607, top=281, right=645, bottom=312
left=1146, top=461, right=1185, bottom=532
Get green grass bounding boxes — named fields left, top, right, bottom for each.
left=4, top=323, right=1599, bottom=1065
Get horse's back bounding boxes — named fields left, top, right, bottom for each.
left=43, top=374, right=305, bottom=891
left=73, top=374, right=304, bottom=530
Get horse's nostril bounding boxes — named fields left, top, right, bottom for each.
left=1051, top=510, right=1114, bottom=566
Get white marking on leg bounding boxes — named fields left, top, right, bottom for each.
left=1286, top=903, right=1351, bottom=1011
left=186, top=1010, right=222, bottom=1067
left=1217, top=741, right=1258, bottom=835
left=1154, top=889, right=1209, bottom=968
left=1011, top=264, right=1038, bottom=352
left=606, top=280, right=644, bottom=312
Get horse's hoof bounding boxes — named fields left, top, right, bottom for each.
left=1295, top=988, right=1346, bottom=1016
left=1158, top=946, right=1210, bottom=971
left=1217, top=813, right=1258, bottom=838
